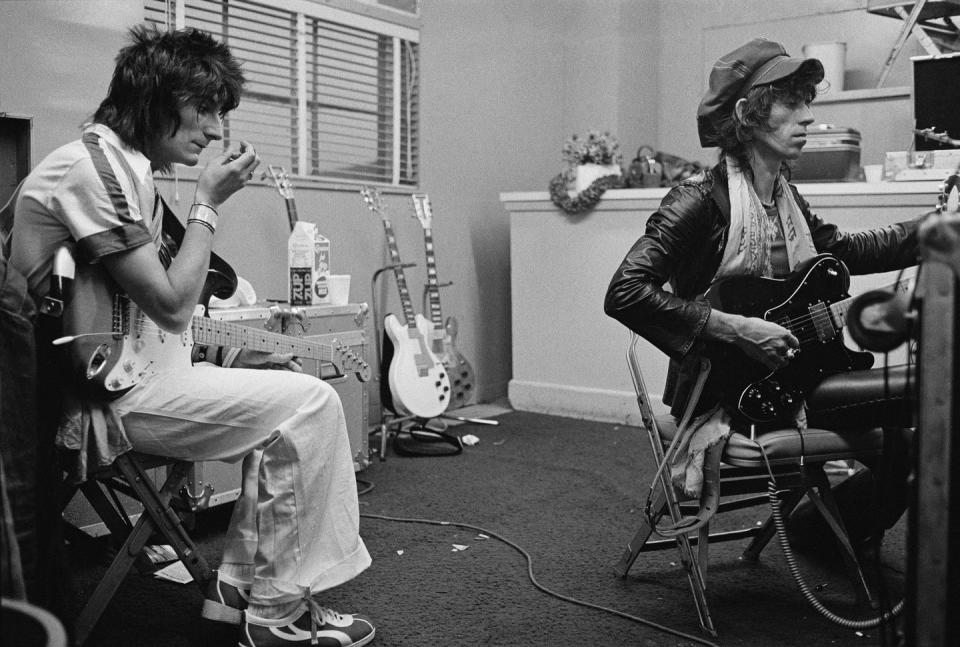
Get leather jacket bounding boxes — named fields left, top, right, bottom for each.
left=604, top=161, right=921, bottom=416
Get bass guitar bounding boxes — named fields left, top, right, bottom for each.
left=361, top=186, right=451, bottom=418
left=410, top=193, right=476, bottom=410
left=263, top=164, right=299, bottom=231
left=58, top=251, right=370, bottom=401
left=703, top=253, right=912, bottom=423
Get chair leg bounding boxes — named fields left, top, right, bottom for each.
left=741, top=488, right=806, bottom=562
left=72, top=456, right=213, bottom=647
left=615, top=478, right=717, bottom=636
left=614, top=485, right=665, bottom=578
left=804, top=471, right=875, bottom=606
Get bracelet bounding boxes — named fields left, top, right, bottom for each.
left=188, top=202, right=219, bottom=234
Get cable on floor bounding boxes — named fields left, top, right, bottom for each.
left=357, top=508, right=720, bottom=647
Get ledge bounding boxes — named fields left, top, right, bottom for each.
left=501, top=180, right=942, bottom=213
left=814, top=86, right=911, bottom=104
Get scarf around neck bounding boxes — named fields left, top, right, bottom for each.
left=713, top=156, right=817, bottom=283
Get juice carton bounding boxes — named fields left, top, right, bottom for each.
left=288, top=221, right=330, bottom=305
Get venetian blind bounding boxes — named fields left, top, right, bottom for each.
left=144, top=0, right=419, bottom=187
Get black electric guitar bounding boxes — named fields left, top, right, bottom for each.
left=361, top=187, right=451, bottom=418
left=703, top=253, right=912, bottom=423
left=264, top=165, right=298, bottom=231
left=410, top=193, right=476, bottom=410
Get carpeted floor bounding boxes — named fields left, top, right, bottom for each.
left=67, top=410, right=907, bottom=647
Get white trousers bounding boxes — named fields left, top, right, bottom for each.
left=113, top=363, right=371, bottom=606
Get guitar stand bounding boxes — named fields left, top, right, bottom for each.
left=370, top=264, right=463, bottom=460
left=422, top=281, right=497, bottom=428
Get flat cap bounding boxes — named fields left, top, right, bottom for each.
left=696, top=38, right=824, bottom=147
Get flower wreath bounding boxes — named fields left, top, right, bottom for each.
left=548, top=171, right=623, bottom=215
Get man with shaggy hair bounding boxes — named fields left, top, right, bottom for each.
left=10, top=26, right=375, bottom=647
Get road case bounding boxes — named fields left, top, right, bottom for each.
left=199, top=302, right=371, bottom=506
left=792, top=125, right=862, bottom=182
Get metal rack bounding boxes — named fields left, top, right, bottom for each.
left=869, top=0, right=960, bottom=86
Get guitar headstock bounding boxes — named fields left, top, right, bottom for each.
left=263, top=165, right=294, bottom=200
left=410, top=193, right=433, bottom=230
left=360, top=185, right=382, bottom=211
left=332, top=340, right=372, bottom=382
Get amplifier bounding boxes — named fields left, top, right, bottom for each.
left=200, top=302, right=371, bottom=506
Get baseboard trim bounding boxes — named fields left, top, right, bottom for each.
left=507, top=379, right=667, bottom=425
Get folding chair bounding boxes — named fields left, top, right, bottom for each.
left=615, top=334, right=886, bottom=636
left=60, top=451, right=214, bottom=646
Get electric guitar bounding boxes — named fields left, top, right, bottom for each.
left=360, top=186, right=451, bottom=418
left=59, top=252, right=370, bottom=401
left=703, top=253, right=912, bottom=423
left=263, top=165, right=298, bottom=231
left=410, top=193, right=476, bottom=410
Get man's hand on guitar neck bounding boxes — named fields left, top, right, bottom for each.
left=227, top=348, right=304, bottom=372
left=704, top=309, right=800, bottom=371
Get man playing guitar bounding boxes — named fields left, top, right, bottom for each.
left=605, top=38, right=924, bottom=549
left=9, top=27, right=375, bottom=647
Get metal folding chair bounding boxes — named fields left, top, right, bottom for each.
left=616, top=333, right=884, bottom=636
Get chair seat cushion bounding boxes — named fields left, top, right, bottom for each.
left=653, top=415, right=884, bottom=468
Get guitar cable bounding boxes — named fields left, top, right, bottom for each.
left=354, top=478, right=720, bottom=647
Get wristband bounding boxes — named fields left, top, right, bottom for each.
left=188, top=202, right=219, bottom=234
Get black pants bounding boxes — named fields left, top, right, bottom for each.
left=791, top=365, right=915, bottom=545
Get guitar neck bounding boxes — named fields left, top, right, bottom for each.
left=829, top=277, right=913, bottom=329
left=380, top=219, right=418, bottom=327
left=192, top=316, right=334, bottom=363
left=421, top=226, right=444, bottom=327
left=285, top=198, right=298, bottom=232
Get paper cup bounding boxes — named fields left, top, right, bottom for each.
left=863, top=164, right=884, bottom=183
left=328, top=274, right=351, bottom=305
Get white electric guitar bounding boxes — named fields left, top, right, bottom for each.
left=410, top=193, right=476, bottom=410
left=360, top=186, right=451, bottom=418
left=58, top=253, right=370, bottom=400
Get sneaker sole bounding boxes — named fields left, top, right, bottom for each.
left=202, top=599, right=244, bottom=625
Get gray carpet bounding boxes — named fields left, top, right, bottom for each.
left=68, top=410, right=907, bottom=647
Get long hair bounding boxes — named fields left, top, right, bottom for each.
left=712, top=64, right=821, bottom=178
left=93, top=26, right=244, bottom=158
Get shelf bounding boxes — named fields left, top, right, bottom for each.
left=815, top=86, right=911, bottom=104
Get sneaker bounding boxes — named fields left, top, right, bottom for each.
left=202, top=571, right=251, bottom=625
left=239, top=603, right=375, bottom=647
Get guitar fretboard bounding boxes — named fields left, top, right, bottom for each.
left=192, top=316, right=334, bottom=363
left=421, top=227, right=444, bottom=326
left=380, top=218, right=418, bottom=328
left=285, top=198, right=298, bottom=232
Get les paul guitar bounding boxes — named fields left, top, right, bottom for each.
left=410, top=193, right=476, bottom=410
left=361, top=186, right=451, bottom=418
left=58, top=251, right=370, bottom=401
left=704, top=253, right=912, bottom=423
left=264, top=164, right=299, bottom=231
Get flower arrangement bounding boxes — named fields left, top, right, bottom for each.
left=549, top=130, right=624, bottom=214
left=561, top=130, right=623, bottom=168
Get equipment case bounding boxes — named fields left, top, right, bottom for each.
left=791, top=125, right=862, bottom=182
left=199, top=302, right=371, bottom=506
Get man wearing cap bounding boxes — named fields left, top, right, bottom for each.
left=604, top=38, right=919, bottom=546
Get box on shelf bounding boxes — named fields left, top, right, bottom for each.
left=792, top=125, right=862, bottom=182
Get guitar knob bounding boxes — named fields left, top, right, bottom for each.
left=122, top=361, right=134, bottom=373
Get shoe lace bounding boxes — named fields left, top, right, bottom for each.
left=302, top=589, right=345, bottom=645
